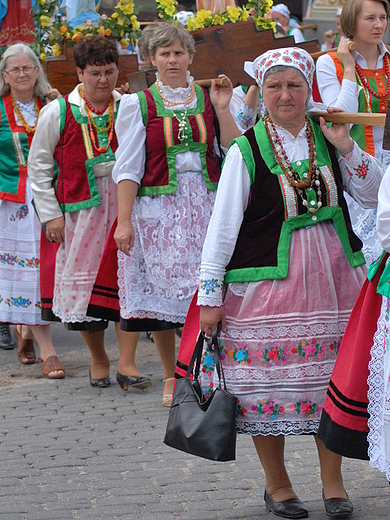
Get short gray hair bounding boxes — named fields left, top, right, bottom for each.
left=148, top=23, right=196, bottom=57
left=0, top=44, right=51, bottom=98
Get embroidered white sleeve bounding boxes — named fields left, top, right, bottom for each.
left=339, top=142, right=383, bottom=208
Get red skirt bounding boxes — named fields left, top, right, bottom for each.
left=317, top=253, right=388, bottom=459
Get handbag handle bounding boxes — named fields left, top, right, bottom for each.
left=186, top=323, right=227, bottom=390
left=206, top=323, right=228, bottom=391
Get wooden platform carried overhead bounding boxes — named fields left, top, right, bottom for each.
left=128, top=23, right=321, bottom=93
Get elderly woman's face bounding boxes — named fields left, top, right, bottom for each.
left=2, top=54, right=39, bottom=100
left=151, top=38, right=194, bottom=89
left=262, top=68, right=309, bottom=128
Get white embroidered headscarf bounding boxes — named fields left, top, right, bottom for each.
left=244, top=47, right=315, bottom=96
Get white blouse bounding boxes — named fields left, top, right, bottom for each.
left=198, top=123, right=384, bottom=307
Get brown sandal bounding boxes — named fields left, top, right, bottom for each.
left=38, top=355, right=65, bottom=379
left=14, top=326, right=36, bottom=365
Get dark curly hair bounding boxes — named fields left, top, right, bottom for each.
left=74, top=35, right=119, bottom=70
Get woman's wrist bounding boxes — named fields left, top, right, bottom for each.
left=338, top=140, right=354, bottom=158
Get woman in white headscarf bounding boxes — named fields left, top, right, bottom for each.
left=198, top=47, right=383, bottom=519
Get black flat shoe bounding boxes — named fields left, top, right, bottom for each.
left=116, top=371, right=151, bottom=391
left=322, top=491, right=353, bottom=518
left=264, top=490, right=308, bottom=519
left=89, top=370, right=111, bottom=388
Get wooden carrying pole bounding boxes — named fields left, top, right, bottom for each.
left=308, top=112, right=385, bottom=127
left=311, top=42, right=356, bottom=61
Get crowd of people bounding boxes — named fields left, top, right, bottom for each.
left=1, top=0, right=390, bottom=517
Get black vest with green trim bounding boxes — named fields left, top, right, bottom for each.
left=224, top=119, right=364, bottom=284
left=53, top=95, right=118, bottom=213
left=136, top=83, right=220, bottom=197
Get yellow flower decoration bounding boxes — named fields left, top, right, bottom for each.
left=39, top=15, right=51, bottom=27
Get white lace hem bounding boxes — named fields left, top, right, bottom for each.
left=237, top=419, right=319, bottom=436
left=367, top=296, right=390, bottom=480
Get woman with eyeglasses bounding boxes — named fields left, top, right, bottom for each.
left=28, top=35, right=149, bottom=390
left=0, top=43, right=64, bottom=378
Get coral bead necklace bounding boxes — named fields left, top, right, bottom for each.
left=265, top=116, right=323, bottom=213
left=81, top=87, right=115, bottom=154
left=354, top=53, right=390, bottom=112
left=10, top=93, right=39, bottom=134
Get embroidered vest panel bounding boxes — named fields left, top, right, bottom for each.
left=53, top=95, right=118, bottom=213
left=328, top=52, right=388, bottom=157
left=0, top=95, right=43, bottom=203
left=137, top=84, right=220, bottom=196
left=225, top=121, right=364, bottom=283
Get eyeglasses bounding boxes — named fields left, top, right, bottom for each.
left=4, top=66, right=37, bottom=76
left=83, top=69, right=118, bottom=79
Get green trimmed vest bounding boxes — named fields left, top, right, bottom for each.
left=52, top=95, right=119, bottom=213
left=135, top=83, right=220, bottom=197
left=0, top=94, right=44, bottom=203
left=224, top=119, right=364, bottom=284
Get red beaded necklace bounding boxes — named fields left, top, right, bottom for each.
left=83, top=94, right=111, bottom=115
left=81, top=87, right=115, bottom=154
left=355, top=53, right=390, bottom=99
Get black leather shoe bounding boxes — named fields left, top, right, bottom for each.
left=0, top=323, right=16, bottom=350
left=322, top=491, right=353, bottom=518
left=89, top=370, right=111, bottom=388
left=264, top=490, right=308, bottom=519
left=116, top=371, right=151, bottom=391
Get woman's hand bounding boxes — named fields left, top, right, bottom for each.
left=114, top=219, right=135, bottom=256
left=200, top=306, right=226, bottom=336
left=324, top=29, right=336, bottom=50
left=337, top=39, right=356, bottom=80
left=45, top=88, right=61, bottom=102
left=319, top=107, right=354, bottom=157
left=209, top=74, right=234, bottom=113
left=46, top=215, right=65, bottom=243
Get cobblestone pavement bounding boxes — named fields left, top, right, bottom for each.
left=0, top=323, right=388, bottom=520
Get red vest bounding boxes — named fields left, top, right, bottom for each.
left=136, top=84, right=220, bottom=197
left=53, top=96, right=118, bottom=212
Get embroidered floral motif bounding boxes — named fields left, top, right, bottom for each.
left=289, top=399, right=322, bottom=418
left=9, top=204, right=29, bottom=222
left=0, top=253, right=39, bottom=268
left=230, top=344, right=252, bottom=365
left=251, top=399, right=285, bottom=420
left=201, top=341, right=227, bottom=375
left=258, top=342, right=289, bottom=365
left=35, top=301, right=41, bottom=309
left=329, top=337, right=343, bottom=355
left=237, top=399, right=248, bottom=418
left=201, top=346, right=215, bottom=377
left=291, top=338, right=325, bottom=361
left=203, top=382, right=214, bottom=400
left=4, top=296, right=32, bottom=308
left=355, top=157, right=370, bottom=179
left=200, top=278, right=221, bottom=295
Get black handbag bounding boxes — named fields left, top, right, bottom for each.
left=164, top=327, right=237, bottom=461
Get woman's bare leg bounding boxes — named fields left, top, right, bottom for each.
left=30, top=324, right=64, bottom=378
left=151, top=329, right=176, bottom=401
left=315, top=436, right=348, bottom=499
left=80, top=329, right=109, bottom=380
left=252, top=434, right=297, bottom=502
left=115, top=324, right=143, bottom=377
